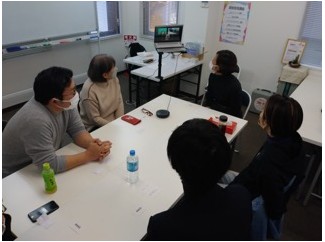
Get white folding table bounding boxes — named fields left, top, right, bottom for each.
left=290, top=70, right=322, bottom=205
left=124, top=53, right=203, bottom=107
left=3, top=95, right=247, bottom=240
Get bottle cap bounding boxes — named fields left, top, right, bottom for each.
left=130, top=150, right=135, bottom=156
left=43, top=162, right=50, bottom=169
left=219, top=115, right=228, bottom=122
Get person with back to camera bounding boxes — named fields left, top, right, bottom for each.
left=79, top=54, right=124, bottom=132
left=2, top=67, right=112, bottom=178
left=204, top=50, right=242, bottom=118
left=223, top=94, right=306, bottom=240
left=145, top=118, right=252, bottom=241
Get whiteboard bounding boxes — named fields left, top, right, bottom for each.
left=2, top=1, right=97, bottom=45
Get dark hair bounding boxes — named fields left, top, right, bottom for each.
left=87, top=54, right=116, bottom=83
left=34, top=67, right=73, bottom=105
left=216, top=50, right=239, bottom=76
left=262, top=94, right=303, bottom=137
left=167, top=119, right=231, bottom=193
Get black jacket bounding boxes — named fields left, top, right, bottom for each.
left=144, top=184, right=252, bottom=241
left=232, top=132, right=306, bottom=219
left=205, top=73, right=242, bottom=118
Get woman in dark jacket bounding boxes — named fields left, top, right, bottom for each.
left=205, top=50, right=242, bottom=118
left=231, top=94, right=306, bottom=240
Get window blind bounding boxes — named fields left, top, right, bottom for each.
left=299, top=1, right=322, bottom=67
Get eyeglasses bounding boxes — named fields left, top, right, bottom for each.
left=141, top=108, right=153, bottom=116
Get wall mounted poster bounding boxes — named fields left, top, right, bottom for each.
left=220, top=1, right=251, bottom=45
left=124, top=35, right=137, bottom=46
left=281, top=39, right=306, bottom=64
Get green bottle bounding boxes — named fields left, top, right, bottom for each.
left=42, top=162, right=57, bottom=194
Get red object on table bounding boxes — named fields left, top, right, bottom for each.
left=208, top=117, right=237, bottom=134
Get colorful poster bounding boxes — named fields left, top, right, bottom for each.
left=124, top=35, right=137, bottom=46
left=219, top=2, right=251, bottom=45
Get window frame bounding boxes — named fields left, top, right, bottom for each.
left=298, top=1, right=322, bottom=69
left=95, top=1, right=122, bottom=40
left=140, top=1, right=180, bottom=39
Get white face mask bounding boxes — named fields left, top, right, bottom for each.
left=2, top=218, right=6, bottom=235
left=105, top=67, right=118, bottom=80
left=57, top=92, right=80, bottom=111
left=111, top=67, right=118, bottom=79
left=209, top=60, right=216, bottom=73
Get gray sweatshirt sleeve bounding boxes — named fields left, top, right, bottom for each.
left=66, top=108, right=87, bottom=139
left=20, top=118, right=67, bottom=173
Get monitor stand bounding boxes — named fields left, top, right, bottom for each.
left=156, top=51, right=163, bottom=80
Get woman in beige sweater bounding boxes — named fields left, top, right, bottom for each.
left=79, top=54, right=124, bottom=131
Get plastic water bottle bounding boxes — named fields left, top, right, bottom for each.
left=127, top=150, right=139, bottom=184
left=42, top=162, right=57, bottom=194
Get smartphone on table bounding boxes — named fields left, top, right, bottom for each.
left=121, top=115, right=141, bottom=125
left=27, top=200, right=59, bottom=223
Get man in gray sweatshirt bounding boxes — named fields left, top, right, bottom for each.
left=3, top=66, right=112, bottom=178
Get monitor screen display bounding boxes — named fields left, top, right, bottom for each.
left=154, top=25, right=183, bottom=43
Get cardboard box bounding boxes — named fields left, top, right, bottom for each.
left=280, top=64, right=309, bottom=85
left=208, top=117, right=237, bottom=135
left=182, top=47, right=205, bottom=61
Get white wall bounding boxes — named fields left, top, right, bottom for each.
left=2, top=1, right=150, bottom=109
left=120, top=1, right=154, bottom=53
left=180, top=2, right=208, bottom=44
left=2, top=1, right=308, bottom=108
left=204, top=1, right=307, bottom=95
left=2, top=42, right=99, bottom=108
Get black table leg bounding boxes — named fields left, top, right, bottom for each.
left=126, top=67, right=135, bottom=105
left=195, top=65, right=203, bottom=103
left=136, top=76, right=140, bottom=107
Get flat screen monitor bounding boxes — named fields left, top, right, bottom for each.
left=154, top=25, right=183, bottom=43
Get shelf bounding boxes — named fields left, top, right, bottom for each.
left=2, top=31, right=98, bottom=60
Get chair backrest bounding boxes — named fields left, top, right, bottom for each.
left=232, top=64, right=241, bottom=81
left=129, top=42, right=146, bottom=57
left=3, top=120, right=8, bottom=132
left=127, top=43, right=146, bottom=71
left=241, top=89, right=251, bottom=119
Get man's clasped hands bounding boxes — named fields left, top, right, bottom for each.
left=87, top=138, right=112, bottom=162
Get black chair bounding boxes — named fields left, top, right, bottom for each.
left=233, top=90, right=252, bottom=153
left=251, top=174, right=305, bottom=240
left=125, top=42, right=146, bottom=105
left=129, top=42, right=146, bottom=59
left=240, top=89, right=252, bottom=119
left=222, top=168, right=305, bottom=240
left=3, top=120, right=8, bottom=132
